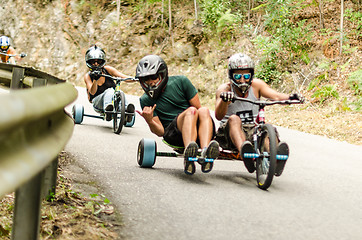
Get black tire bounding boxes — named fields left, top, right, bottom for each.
left=137, top=138, right=157, bottom=168
left=72, top=104, right=84, bottom=124
left=256, top=124, right=277, bottom=190
left=113, top=91, right=126, bottom=134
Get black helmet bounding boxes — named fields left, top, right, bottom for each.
left=136, top=55, right=168, bottom=100
left=228, top=53, right=255, bottom=96
left=85, top=45, right=106, bottom=71
left=0, top=36, right=10, bottom=53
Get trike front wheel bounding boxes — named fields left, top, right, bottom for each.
left=256, top=124, right=277, bottom=190
left=113, top=91, right=126, bottom=134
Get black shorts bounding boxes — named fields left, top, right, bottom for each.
left=163, top=115, right=216, bottom=148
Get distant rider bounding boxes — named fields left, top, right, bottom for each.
left=0, top=36, right=19, bottom=64
left=214, top=53, right=303, bottom=176
left=84, top=45, right=135, bottom=121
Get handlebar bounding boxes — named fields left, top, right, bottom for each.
left=233, top=96, right=304, bottom=106
left=0, top=52, right=27, bottom=58
left=91, top=72, right=138, bottom=82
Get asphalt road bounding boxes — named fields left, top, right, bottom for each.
left=65, top=87, right=362, bottom=240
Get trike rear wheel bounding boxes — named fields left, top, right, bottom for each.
left=72, top=104, right=84, bottom=124
left=256, top=124, right=277, bottom=190
left=137, top=138, right=157, bottom=167
left=113, top=91, right=126, bottom=134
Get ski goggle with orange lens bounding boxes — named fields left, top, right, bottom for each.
left=1, top=45, right=9, bottom=50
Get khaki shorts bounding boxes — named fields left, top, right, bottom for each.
left=215, top=121, right=254, bottom=151
left=215, top=121, right=280, bottom=150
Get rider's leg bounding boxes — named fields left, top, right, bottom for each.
left=197, top=107, right=219, bottom=173
left=227, top=115, right=255, bottom=173
left=176, top=107, right=198, bottom=147
left=196, top=107, right=214, bottom=149
left=92, top=90, right=108, bottom=113
left=227, top=115, right=246, bottom=150
left=177, top=107, right=200, bottom=175
left=275, top=141, right=289, bottom=176
left=103, top=88, right=115, bottom=110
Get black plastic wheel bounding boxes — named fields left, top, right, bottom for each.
left=113, top=91, right=126, bottom=134
left=137, top=138, right=157, bottom=167
left=256, top=124, right=277, bottom=190
left=72, top=104, right=84, bottom=124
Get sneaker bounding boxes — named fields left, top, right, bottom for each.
left=183, top=142, right=198, bottom=175
left=275, top=142, right=289, bottom=177
left=241, top=141, right=256, bottom=173
left=105, top=104, right=113, bottom=121
left=126, top=103, right=135, bottom=122
left=200, top=140, right=219, bottom=173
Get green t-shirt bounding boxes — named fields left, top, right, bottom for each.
left=140, top=75, right=198, bottom=128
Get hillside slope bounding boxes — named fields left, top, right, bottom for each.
left=1, top=0, right=361, bottom=144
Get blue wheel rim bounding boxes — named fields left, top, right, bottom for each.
left=125, top=115, right=135, bottom=127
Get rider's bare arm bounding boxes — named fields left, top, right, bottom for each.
left=188, top=93, right=202, bottom=109
left=104, top=66, right=134, bottom=82
left=253, top=79, right=289, bottom=100
left=215, top=83, right=231, bottom=121
left=137, top=105, right=165, bottom=137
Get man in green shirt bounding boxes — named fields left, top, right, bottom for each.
left=136, top=55, right=219, bottom=175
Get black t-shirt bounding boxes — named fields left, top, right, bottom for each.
left=89, top=68, right=116, bottom=101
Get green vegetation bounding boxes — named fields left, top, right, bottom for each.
left=312, top=84, right=339, bottom=104
left=347, top=69, right=362, bottom=111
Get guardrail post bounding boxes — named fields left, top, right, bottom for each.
left=10, top=67, right=24, bottom=89
left=32, top=78, right=47, bottom=87
left=32, top=78, right=58, bottom=200
left=11, top=172, right=43, bottom=240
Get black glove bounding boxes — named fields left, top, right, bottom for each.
left=20, top=53, right=27, bottom=58
left=89, top=70, right=101, bottom=80
left=289, top=93, right=304, bottom=102
left=220, top=92, right=235, bottom=102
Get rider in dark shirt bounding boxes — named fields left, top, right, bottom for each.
left=136, top=55, right=220, bottom=175
left=83, top=45, right=134, bottom=121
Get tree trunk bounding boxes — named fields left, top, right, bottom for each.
left=116, top=0, right=120, bottom=23
left=340, top=0, right=344, bottom=56
left=248, top=0, right=251, bottom=22
left=318, top=0, right=325, bottom=29
left=162, top=0, right=164, bottom=25
left=169, top=0, right=174, bottom=46
left=194, top=0, right=198, bottom=20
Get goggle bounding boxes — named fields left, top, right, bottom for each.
left=233, top=73, right=251, bottom=81
left=1, top=45, right=9, bottom=50
left=89, top=59, right=103, bottom=65
left=139, top=74, right=159, bottom=82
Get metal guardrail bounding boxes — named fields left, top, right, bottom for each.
left=0, top=62, right=77, bottom=240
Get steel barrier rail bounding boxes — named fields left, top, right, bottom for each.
left=0, top=83, right=77, bottom=240
left=0, top=83, right=77, bottom=194
left=0, top=62, right=65, bottom=87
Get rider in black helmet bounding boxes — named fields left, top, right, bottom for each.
left=215, top=53, right=303, bottom=176
left=136, top=55, right=219, bottom=175
left=84, top=45, right=135, bottom=121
